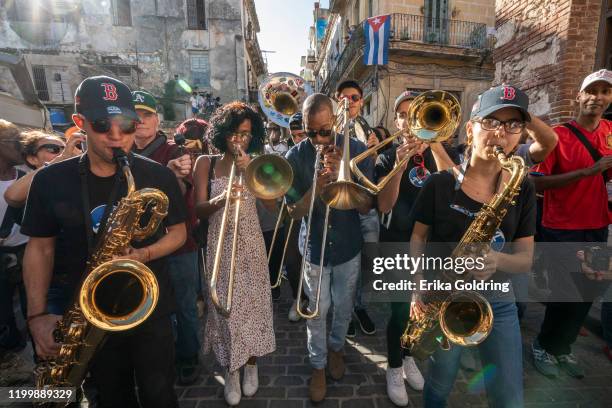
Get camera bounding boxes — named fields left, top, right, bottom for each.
left=584, top=245, right=612, bottom=272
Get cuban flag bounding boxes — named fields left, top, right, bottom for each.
left=363, top=15, right=391, bottom=65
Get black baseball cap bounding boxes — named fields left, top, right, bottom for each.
left=471, top=85, right=531, bottom=121
left=74, top=76, right=139, bottom=122
left=289, top=112, right=303, bottom=131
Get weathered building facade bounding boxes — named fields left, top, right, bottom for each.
left=314, top=0, right=496, bottom=138
left=494, top=0, right=612, bottom=123
left=0, top=0, right=265, bottom=124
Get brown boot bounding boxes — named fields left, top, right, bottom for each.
left=309, top=368, right=326, bottom=402
left=328, top=349, right=345, bottom=380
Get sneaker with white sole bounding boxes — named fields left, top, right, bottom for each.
left=557, top=353, right=584, bottom=379
left=386, top=367, right=409, bottom=406
left=288, top=299, right=301, bottom=322
left=532, top=340, right=559, bottom=378
left=242, top=364, right=259, bottom=396
left=224, top=369, right=241, bottom=406
left=402, top=356, right=424, bottom=391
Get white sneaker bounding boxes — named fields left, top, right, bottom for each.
left=402, top=356, right=424, bottom=391
left=386, top=367, right=409, bottom=406
left=242, top=364, right=259, bottom=397
left=288, top=299, right=301, bottom=322
left=224, top=369, right=241, bottom=406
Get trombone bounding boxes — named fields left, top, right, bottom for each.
left=350, top=90, right=461, bottom=193
left=294, top=98, right=374, bottom=319
left=209, top=149, right=294, bottom=316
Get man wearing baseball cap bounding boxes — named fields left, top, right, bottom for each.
left=289, top=112, right=306, bottom=146
left=132, top=90, right=201, bottom=385
left=376, top=89, right=461, bottom=406
left=21, top=76, right=186, bottom=407
left=531, top=69, right=612, bottom=378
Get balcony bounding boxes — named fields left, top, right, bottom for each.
left=389, top=14, right=488, bottom=54
left=320, top=13, right=490, bottom=93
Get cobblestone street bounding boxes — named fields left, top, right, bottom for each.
left=177, top=286, right=612, bottom=408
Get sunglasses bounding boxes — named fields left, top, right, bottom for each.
left=37, top=144, right=65, bottom=154
left=341, top=94, right=361, bottom=103
left=89, top=118, right=138, bottom=134
left=305, top=129, right=333, bottom=138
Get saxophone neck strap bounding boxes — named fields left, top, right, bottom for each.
left=78, top=154, right=124, bottom=255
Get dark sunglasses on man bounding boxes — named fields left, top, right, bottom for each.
left=87, top=116, right=139, bottom=134
left=340, top=94, right=361, bottom=103
left=305, top=128, right=334, bottom=138
left=37, top=144, right=65, bottom=154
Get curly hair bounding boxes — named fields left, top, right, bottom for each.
left=206, top=101, right=265, bottom=154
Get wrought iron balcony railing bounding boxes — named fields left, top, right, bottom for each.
left=320, top=13, right=488, bottom=93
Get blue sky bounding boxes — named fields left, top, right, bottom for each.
left=255, top=0, right=329, bottom=75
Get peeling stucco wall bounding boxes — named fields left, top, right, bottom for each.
left=0, top=0, right=251, bottom=111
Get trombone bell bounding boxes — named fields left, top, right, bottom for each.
left=245, top=154, right=294, bottom=200
left=350, top=90, right=462, bottom=193
left=408, top=90, right=461, bottom=143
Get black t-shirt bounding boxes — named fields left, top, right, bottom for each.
left=21, top=154, right=187, bottom=319
left=375, top=145, right=459, bottom=242
left=411, top=170, right=536, bottom=293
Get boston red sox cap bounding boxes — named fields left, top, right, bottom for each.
left=471, top=84, right=531, bottom=121
left=74, top=76, right=139, bottom=122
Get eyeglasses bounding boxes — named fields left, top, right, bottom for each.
left=229, top=131, right=252, bottom=140
left=474, top=118, right=526, bottom=134
left=37, top=144, right=65, bottom=154
left=305, top=128, right=333, bottom=138
left=340, top=94, right=361, bottom=103
left=89, top=117, right=138, bottom=134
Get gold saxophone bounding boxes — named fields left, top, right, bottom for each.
left=400, top=147, right=527, bottom=360
left=35, top=149, right=168, bottom=399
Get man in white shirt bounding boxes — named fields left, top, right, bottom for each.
left=264, top=122, right=289, bottom=155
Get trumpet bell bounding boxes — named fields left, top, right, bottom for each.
left=245, top=154, right=294, bottom=200
left=319, top=180, right=371, bottom=210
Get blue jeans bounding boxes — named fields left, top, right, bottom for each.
left=303, top=252, right=360, bottom=369
left=356, top=210, right=379, bottom=310
left=424, top=301, right=523, bottom=408
left=167, top=251, right=201, bottom=360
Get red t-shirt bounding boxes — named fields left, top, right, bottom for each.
left=135, top=134, right=199, bottom=254
left=536, top=119, right=612, bottom=230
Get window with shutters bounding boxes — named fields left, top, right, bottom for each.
left=190, top=53, right=210, bottom=88
left=187, top=0, right=207, bottom=30
left=111, top=0, right=132, bottom=27
left=32, top=66, right=49, bottom=101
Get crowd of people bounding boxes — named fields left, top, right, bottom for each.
left=0, top=68, right=610, bottom=408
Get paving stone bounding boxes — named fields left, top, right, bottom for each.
left=270, top=399, right=304, bottom=408
left=339, top=398, right=376, bottom=407
left=274, top=375, right=306, bottom=386
left=170, top=292, right=610, bottom=407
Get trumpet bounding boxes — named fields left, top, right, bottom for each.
left=209, top=147, right=294, bottom=316
left=350, top=90, right=461, bottom=193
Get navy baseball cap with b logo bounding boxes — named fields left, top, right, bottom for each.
left=471, top=85, right=531, bottom=121
left=74, top=76, right=139, bottom=122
